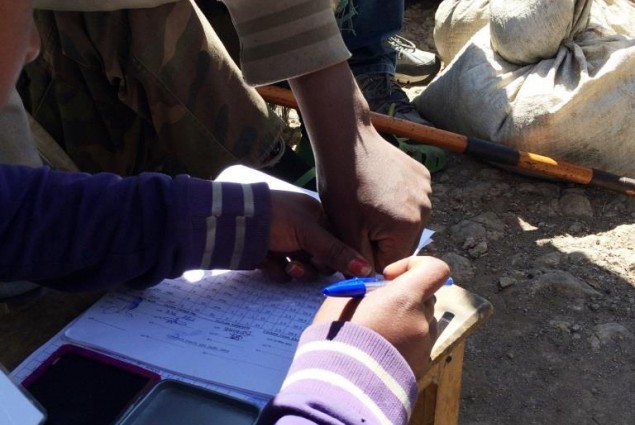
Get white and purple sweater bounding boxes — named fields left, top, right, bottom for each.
left=259, top=322, right=418, bottom=425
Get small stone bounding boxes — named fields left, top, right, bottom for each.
left=529, top=270, right=602, bottom=298
left=472, top=212, right=506, bottom=233
left=534, top=252, right=562, bottom=268
left=468, top=241, right=488, bottom=258
left=549, top=320, right=571, bottom=332
left=441, top=253, right=475, bottom=281
left=450, top=220, right=487, bottom=245
left=499, top=276, right=516, bottom=289
left=568, top=222, right=585, bottom=233
left=592, top=323, right=634, bottom=345
left=510, top=253, right=528, bottom=267
left=559, top=192, right=594, bottom=218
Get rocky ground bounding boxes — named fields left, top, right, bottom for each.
left=401, top=1, right=635, bottom=424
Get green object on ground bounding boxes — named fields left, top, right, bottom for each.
left=397, top=139, right=447, bottom=173
left=295, top=135, right=315, bottom=167
left=293, top=132, right=446, bottom=187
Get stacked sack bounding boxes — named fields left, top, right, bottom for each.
left=413, top=0, right=635, bottom=177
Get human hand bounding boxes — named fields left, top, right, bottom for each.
left=288, top=62, right=432, bottom=273
left=318, top=131, right=432, bottom=272
left=313, top=256, right=449, bottom=378
left=262, top=190, right=373, bottom=281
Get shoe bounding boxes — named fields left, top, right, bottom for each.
left=388, top=35, right=441, bottom=85
left=355, top=73, right=431, bottom=126
left=397, top=140, right=447, bottom=173
left=355, top=73, right=446, bottom=172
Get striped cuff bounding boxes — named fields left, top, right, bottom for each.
left=195, top=181, right=270, bottom=270
left=222, top=0, right=351, bottom=86
left=279, top=322, right=418, bottom=424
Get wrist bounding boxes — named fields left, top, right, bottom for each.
left=289, top=62, right=376, bottom=156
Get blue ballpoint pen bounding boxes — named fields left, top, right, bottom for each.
left=322, top=276, right=454, bottom=297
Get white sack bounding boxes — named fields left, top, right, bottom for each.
left=415, top=0, right=635, bottom=177
left=433, top=0, right=490, bottom=63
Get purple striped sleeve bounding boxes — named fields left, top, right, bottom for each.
left=197, top=181, right=270, bottom=271
left=0, top=166, right=270, bottom=291
left=258, top=322, right=418, bottom=425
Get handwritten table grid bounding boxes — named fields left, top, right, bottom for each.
left=59, top=270, right=339, bottom=396
left=139, top=273, right=319, bottom=338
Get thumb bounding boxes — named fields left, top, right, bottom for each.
left=383, top=256, right=450, bottom=302
left=298, top=224, right=373, bottom=277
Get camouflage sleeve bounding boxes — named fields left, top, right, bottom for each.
left=220, top=0, right=351, bottom=86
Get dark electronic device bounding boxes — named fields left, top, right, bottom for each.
left=22, top=345, right=160, bottom=425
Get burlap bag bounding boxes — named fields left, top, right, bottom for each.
left=415, top=0, right=635, bottom=177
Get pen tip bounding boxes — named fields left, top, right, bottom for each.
left=445, top=277, right=454, bottom=286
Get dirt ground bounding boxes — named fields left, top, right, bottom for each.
left=401, top=1, right=635, bottom=424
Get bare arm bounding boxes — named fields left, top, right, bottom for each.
left=289, top=62, right=432, bottom=271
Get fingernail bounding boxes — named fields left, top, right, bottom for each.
left=286, top=262, right=305, bottom=279
left=348, top=258, right=372, bottom=276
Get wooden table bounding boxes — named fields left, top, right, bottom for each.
left=1, top=284, right=491, bottom=425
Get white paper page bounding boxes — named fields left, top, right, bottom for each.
left=9, top=326, right=270, bottom=409
left=0, top=369, right=45, bottom=425
left=64, top=270, right=340, bottom=397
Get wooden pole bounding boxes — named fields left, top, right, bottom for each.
left=257, top=85, right=635, bottom=196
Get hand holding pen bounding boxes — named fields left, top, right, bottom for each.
left=313, top=256, right=451, bottom=378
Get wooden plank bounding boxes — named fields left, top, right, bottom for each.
left=432, top=342, right=466, bottom=425
left=408, top=285, right=492, bottom=425
left=411, top=381, right=438, bottom=425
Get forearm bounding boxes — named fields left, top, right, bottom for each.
left=287, top=62, right=377, bottom=188
left=258, top=322, right=418, bottom=425
left=221, top=0, right=375, bottom=190
left=223, top=0, right=431, bottom=269
left=0, top=166, right=270, bottom=291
